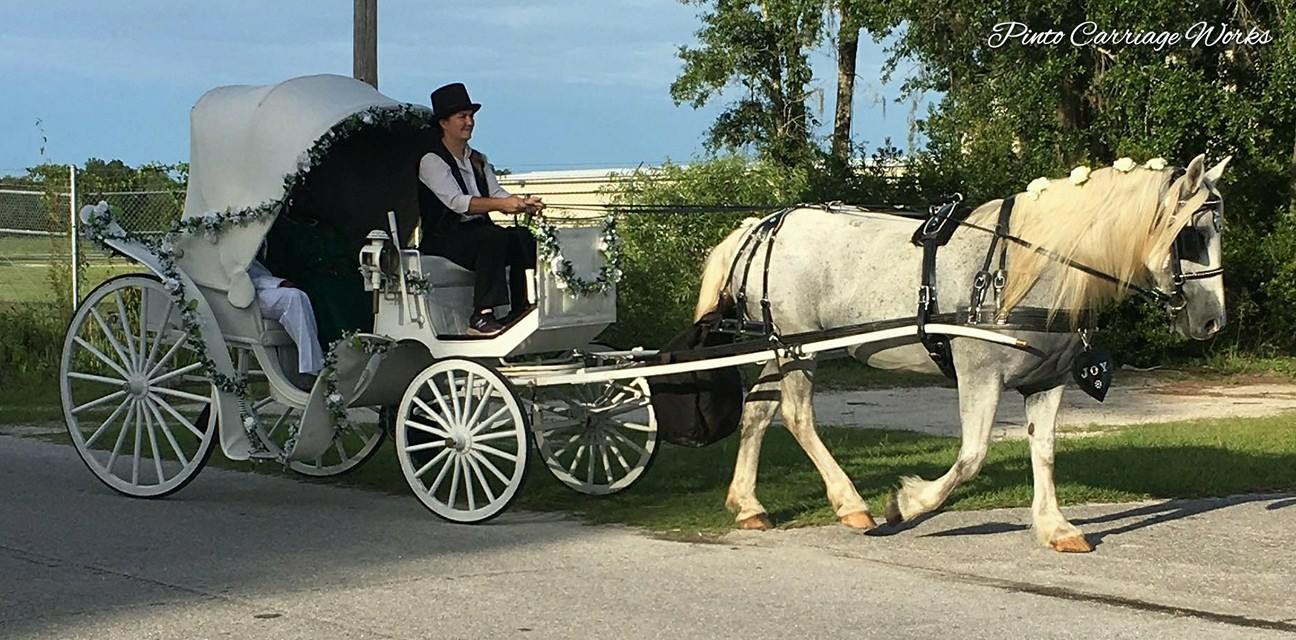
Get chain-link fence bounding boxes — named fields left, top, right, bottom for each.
left=0, top=167, right=185, bottom=308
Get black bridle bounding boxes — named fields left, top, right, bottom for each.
left=952, top=171, right=1224, bottom=318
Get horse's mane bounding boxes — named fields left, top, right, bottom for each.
left=967, top=165, right=1204, bottom=317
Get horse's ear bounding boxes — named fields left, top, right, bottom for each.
left=1179, top=153, right=1207, bottom=197
left=1203, top=155, right=1232, bottom=186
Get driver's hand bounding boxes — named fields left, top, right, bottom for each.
left=501, top=195, right=529, bottom=214
left=523, top=195, right=546, bottom=212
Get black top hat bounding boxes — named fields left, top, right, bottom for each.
left=430, top=83, right=482, bottom=120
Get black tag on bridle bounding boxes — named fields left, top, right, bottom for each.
left=1072, top=348, right=1113, bottom=402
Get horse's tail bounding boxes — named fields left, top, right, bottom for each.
left=693, top=217, right=762, bottom=322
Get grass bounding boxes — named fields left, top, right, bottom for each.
left=0, top=261, right=138, bottom=306
left=15, top=412, right=1295, bottom=534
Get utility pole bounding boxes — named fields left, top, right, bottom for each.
left=354, top=0, right=377, bottom=88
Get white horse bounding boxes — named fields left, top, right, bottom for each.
left=693, top=154, right=1231, bottom=552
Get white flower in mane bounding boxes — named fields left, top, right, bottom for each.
left=1026, top=176, right=1051, bottom=200
left=1113, top=157, right=1137, bottom=172
left=1069, top=166, right=1092, bottom=185
left=1144, top=157, right=1168, bottom=171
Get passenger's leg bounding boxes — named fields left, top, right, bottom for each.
left=257, top=288, right=323, bottom=375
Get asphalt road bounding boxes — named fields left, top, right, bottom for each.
left=2, top=434, right=1293, bottom=639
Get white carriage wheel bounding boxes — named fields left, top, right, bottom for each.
left=231, top=348, right=386, bottom=477
left=530, top=377, right=658, bottom=495
left=396, top=359, right=529, bottom=523
left=60, top=275, right=218, bottom=498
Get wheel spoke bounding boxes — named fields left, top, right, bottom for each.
left=586, top=441, right=596, bottom=485
left=594, top=398, right=652, bottom=418
left=469, top=405, right=510, bottom=436
left=469, top=450, right=510, bottom=485
left=567, top=443, right=587, bottom=475
left=151, top=386, right=211, bottom=404
left=405, top=440, right=448, bottom=453
left=145, top=334, right=189, bottom=379
left=467, top=455, right=495, bottom=503
left=266, top=406, right=295, bottom=439
left=460, top=372, right=477, bottom=428
left=89, top=307, right=135, bottom=375
left=462, top=384, right=495, bottom=435
left=143, top=402, right=165, bottom=484
left=83, top=396, right=132, bottom=448
left=130, top=407, right=143, bottom=485
left=148, top=361, right=204, bottom=387
left=599, top=441, right=612, bottom=484
left=444, top=371, right=463, bottom=428
left=606, top=439, right=631, bottom=472
left=72, top=389, right=128, bottom=415
left=414, top=448, right=452, bottom=479
left=447, top=456, right=462, bottom=508
left=412, top=397, right=454, bottom=432
left=115, top=290, right=139, bottom=371
left=607, top=429, right=648, bottom=456
left=617, top=421, right=656, bottom=433
left=405, top=418, right=451, bottom=439
left=147, top=392, right=206, bottom=439
left=428, top=452, right=456, bottom=496
left=138, top=288, right=149, bottom=373
left=68, top=370, right=125, bottom=386
left=72, top=337, right=131, bottom=379
left=463, top=458, right=476, bottom=511
left=333, top=439, right=348, bottom=463
left=471, top=430, right=522, bottom=443
left=141, top=292, right=173, bottom=373
left=475, top=443, right=518, bottom=463
left=550, top=432, right=583, bottom=460
left=144, top=398, right=190, bottom=467
left=105, top=402, right=135, bottom=472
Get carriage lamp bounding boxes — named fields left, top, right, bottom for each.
left=360, top=230, right=390, bottom=292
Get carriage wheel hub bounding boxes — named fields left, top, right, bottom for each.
left=123, top=377, right=148, bottom=397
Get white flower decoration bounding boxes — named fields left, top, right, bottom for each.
left=360, top=113, right=374, bottom=125
left=549, top=256, right=565, bottom=271
left=1069, top=166, right=1092, bottom=185
left=327, top=392, right=343, bottom=404
left=1113, top=157, right=1137, bottom=172
left=555, top=278, right=568, bottom=290
left=243, top=416, right=256, bottom=429
left=1144, top=157, right=1168, bottom=171
left=1026, top=177, right=1051, bottom=200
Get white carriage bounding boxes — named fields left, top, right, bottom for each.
left=59, top=75, right=1031, bottom=523
left=60, top=74, right=658, bottom=523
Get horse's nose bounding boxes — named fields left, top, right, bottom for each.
left=1203, top=319, right=1219, bottom=336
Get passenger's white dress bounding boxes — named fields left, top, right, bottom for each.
left=248, top=260, right=323, bottom=375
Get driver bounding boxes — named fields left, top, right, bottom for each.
left=417, top=82, right=544, bottom=337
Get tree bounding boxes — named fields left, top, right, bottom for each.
left=868, top=0, right=1296, bottom=357
left=672, top=0, right=827, bottom=167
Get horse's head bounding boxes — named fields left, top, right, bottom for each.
left=1146, top=154, right=1230, bottom=340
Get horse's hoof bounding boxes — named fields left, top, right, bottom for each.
left=839, top=511, right=878, bottom=530
left=884, top=493, right=904, bottom=525
left=736, top=514, right=773, bottom=531
left=1050, top=535, right=1093, bottom=553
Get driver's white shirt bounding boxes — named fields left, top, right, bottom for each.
left=418, top=144, right=510, bottom=218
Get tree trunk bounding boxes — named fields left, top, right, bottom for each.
left=354, top=0, right=378, bottom=88
left=832, top=4, right=860, bottom=162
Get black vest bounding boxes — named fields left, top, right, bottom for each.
left=418, top=140, right=491, bottom=248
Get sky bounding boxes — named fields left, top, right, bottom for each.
left=0, top=1, right=929, bottom=176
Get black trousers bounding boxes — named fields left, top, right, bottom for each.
left=422, top=220, right=536, bottom=312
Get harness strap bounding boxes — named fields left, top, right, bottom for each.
left=913, top=198, right=973, bottom=379
left=969, top=196, right=1015, bottom=323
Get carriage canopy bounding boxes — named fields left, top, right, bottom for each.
left=175, top=74, right=436, bottom=308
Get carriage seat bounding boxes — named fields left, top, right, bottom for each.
left=418, top=255, right=475, bottom=287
